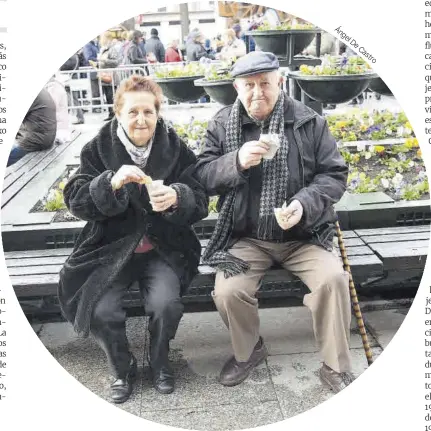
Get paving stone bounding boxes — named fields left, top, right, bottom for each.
left=30, top=322, right=43, bottom=335
left=140, top=351, right=276, bottom=411
left=140, top=401, right=284, bottom=431
left=363, top=308, right=408, bottom=349
left=258, top=307, right=379, bottom=355
left=39, top=318, right=146, bottom=417
left=268, top=347, right=382, bottom=419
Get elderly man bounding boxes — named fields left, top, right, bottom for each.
left=195, top=51, right=354, bottom=393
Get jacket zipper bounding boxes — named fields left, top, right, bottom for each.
left=292, top=113, right=334, bottom=250
left=292, top=112, right=317, bottom=189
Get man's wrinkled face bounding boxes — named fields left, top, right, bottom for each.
left=234, top=71, right=283, bottom=120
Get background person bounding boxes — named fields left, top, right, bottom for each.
left=165, top=39, right=183, bottom=62
left=8, top=88, right=57, bottom=166
left=145, top=28, right=166, bottom=63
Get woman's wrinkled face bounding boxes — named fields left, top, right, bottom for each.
left=117, top=91, right=158, bottom=147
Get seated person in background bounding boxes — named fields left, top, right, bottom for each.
left=45, top=75, right=72, bottom=143
left=7, top=88, right=57, bottom=166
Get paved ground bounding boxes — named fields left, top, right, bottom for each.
left=37, top=91, right=410, bottom=430
left=32, top=300, right=409, bottom=430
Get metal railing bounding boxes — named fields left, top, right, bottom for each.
left=57, top=65, right=149, bottom=115
left=57, top=61, right=224, bottom=115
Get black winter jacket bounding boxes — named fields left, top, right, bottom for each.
left=58, top=119, right=208, bottom=336
left=145, top=36, right=166, bottom=63
left=195, top=94, right=348, bottom=250
left=16, top=88, right=57, bottom=152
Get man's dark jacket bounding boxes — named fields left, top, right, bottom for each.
left=58, top=119, right=208, bottom=337
left=195, top=94, right=348, bottom=250
left=16, top=88, right=57, bottom=152
left=145, top=36, right=166, bottom=63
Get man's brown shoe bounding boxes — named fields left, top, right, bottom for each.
left=219, top=337, right=268, bottom=387
left=319, top=363, right=355, bottom=393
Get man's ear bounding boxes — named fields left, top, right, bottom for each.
left=278, top=74, right=284, bottom=87
left=233, top=80, right=238, bottom=90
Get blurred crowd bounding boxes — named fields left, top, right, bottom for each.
left=8, top=13, right=370, bottom=166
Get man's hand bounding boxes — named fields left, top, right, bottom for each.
left=149, top=185, right=178, bottom=212
left=111, top=165, right=150, bottom=190
left=275, top=200, right=303, bottom=230
left=237, top=141, right=269, bottom=171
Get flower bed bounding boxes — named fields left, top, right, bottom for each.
left=31, top=166, right=79, bottom=222
left=154, top=63, right=206, bottom=79
left=33, top=108, right=427, bottom=221
left=328, top=110, right=413, bottom=142
left=299, top=55, right=372, bottom=75
left=342, top=140, right=428, bottom=201
left=172, top=120, right=208, bottom=155
left=256, top=22, right=315, bottom=31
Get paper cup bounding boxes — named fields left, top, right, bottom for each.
left=145, top=179, right=164, bottom=193
left=260, top=134, right=280, bottom=160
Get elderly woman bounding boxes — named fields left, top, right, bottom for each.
left=58, top=75, right=208, bottom=403
left=219, top=29, right=246, bottom=61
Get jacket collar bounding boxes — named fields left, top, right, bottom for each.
left=100, top=118, right=180, bottom=180
left=240, top=93, right=316, bottom=127
left=95, top=118, right=181, bottom=212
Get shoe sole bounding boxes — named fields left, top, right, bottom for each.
left=319, top=369, right=340, bottom=394
left=154, top=385, right=174, bottom=395
left=220, top=351, right=268, bottom=387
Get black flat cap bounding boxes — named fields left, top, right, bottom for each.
left=231, top=51, right=279, bottom=78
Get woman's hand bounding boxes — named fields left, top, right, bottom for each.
left=149, top=185, right=178, bottom=212
left=111, top=165, right=151, bottom=190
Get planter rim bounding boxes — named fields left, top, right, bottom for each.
left=287, top=71, right=378, bottom=81
left=194, top=78, right=234, bottom=87
left=154, top=75, right=205, bottom=83
left=245, top=29, right=321, bottom=35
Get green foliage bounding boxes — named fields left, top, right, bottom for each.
left=173, top=120, right=207, bottom=155
left=208, top=196, right=219, bottom=213
left=256, top=22, right=314, bottom=31
left=43, top=189, right=66, bottom=212
left=299, top=55, right=372, bottom=75
left=154, top=63, right=205, bottom=78
left=327, top=109, right=415, bottom=143
left=401, top=180, right=429, bottom=201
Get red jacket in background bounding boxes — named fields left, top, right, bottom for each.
left=165, top=47, right=182, bottom=62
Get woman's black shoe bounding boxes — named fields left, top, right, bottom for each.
left=110, top=355, right=138, bottom=403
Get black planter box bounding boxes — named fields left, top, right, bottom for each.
left=245, top=29, right=319, bottom=60
left=287, top=71, right=378, bottom=104
left=194, top=79, right=237, bottom=106
left=368, top=77, right=393, bottom=96
left=154, top=76, right=206, bottom=102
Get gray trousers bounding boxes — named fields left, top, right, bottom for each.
left=213, top=238, right=352, bottom=373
